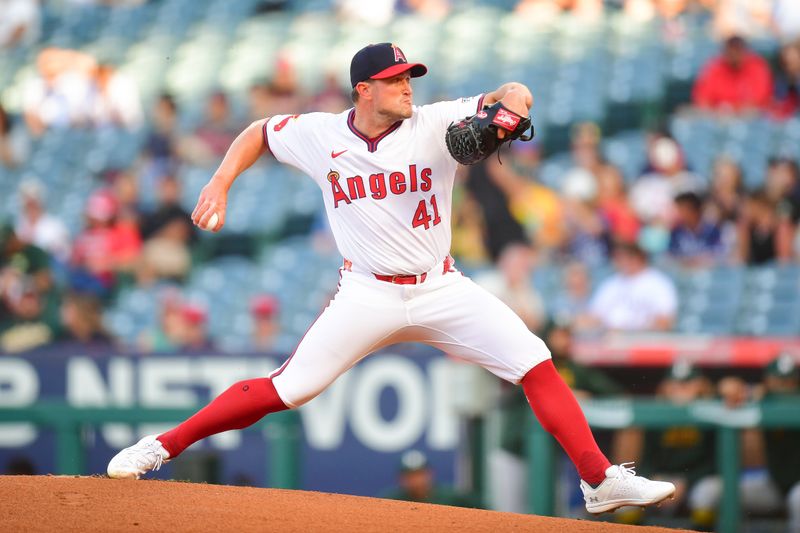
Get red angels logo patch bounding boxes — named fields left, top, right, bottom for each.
left=476, top=111, right=488, bottom=119
left=273, top=114, right=299, bottom=132
left=492, top=108, right=521, bottom=130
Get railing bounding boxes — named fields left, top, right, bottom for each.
left=527, top=398, right=800, bottom=533
left=2, top=398, right=798, bottom=533
left=0, top=403, right=301, bottom=488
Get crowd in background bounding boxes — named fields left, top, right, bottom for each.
left=2, top=1, right=800, bottom=529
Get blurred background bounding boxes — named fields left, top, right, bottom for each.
left=1, top=0, right=800, bottom=531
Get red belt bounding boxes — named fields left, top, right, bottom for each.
left=373, top=273, right=427, bottom=284
left=369, top=256, right=454, bottom=285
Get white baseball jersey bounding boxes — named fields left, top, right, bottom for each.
left=263, top=95, right=485, bottom=275
left=260, top=95, right=550, bottom=408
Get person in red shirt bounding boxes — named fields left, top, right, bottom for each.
left=692, top=36, right=773, bottom=113
left=70, top=189, right=142, bottom=293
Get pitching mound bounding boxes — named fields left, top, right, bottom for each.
left=0, top=476, right=686, bottom=532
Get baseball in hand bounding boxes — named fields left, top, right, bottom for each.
left=203, top=213, right=219, bottom=231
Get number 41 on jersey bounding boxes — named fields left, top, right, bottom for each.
left=412, top=195, right=442, bottom=230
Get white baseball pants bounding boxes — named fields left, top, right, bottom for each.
left=270, top=257, right=551, bottom=408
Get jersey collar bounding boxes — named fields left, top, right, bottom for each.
left=346, top=109, right=403, bottom=153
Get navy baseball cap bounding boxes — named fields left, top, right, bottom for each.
left=399, top=450, right=429, bottom=473
left=350, top=43, right=427, bottom=88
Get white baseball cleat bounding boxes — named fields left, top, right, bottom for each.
left=580, top=462, right=676, bottom=514
left=107, top=435, right=170, bottom=479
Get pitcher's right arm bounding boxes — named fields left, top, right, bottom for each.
left=191, top=118, right=270, bottom=232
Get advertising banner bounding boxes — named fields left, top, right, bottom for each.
left=0, top=346, right=464, bottom=496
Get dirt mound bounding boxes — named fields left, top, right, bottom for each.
left=0, top=476, right=686, bottom=532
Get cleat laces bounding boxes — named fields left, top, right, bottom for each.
left=611, top=462, right=651, bottom=488
left=616, top=462, right=636, bottom=478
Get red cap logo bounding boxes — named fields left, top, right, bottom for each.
left=392, top=44, right=407, bottom=63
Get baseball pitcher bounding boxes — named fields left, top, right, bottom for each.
left=108, top=43, right=674, bottom=514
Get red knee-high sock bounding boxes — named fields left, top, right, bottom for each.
left=158, top=377, right=288, bottom=458
left=521, top=359, right=611, bottom=485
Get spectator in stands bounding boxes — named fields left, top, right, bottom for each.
left=180, top=91, right=239, bottom=165
left=111, top=170, right=141, bottom=223
left=693, top=354, right=800, bottom=531
left=486, top=143, right=565, bottom=258
left=0, top=223, right=59, bottom=352
left=630, top=135, right=704, bottom=255
left=473, top=243, right=546, bottom=333
left=179, top=302, right=216, bottom=353
left=704, top=156, right=744, bottom=256
left=262, top=56, right=306, bottom=116
left=0, top=103, right=30, bottom=168
left=579, top=241, right=678, bottom=334
left=561, top=180, right=612, bottom=267
left=141, top=93, right=181, bottom=193
left=0, top=222, right=53, bottom=288
left=250, top=294, right=280, bottom=352
left=624, top=0, right=703, bottom=43
left=0, top=278, right=56, bottom=353
left=596, top=164, right=640, bottom=244
left=566, top=121, right=607, bottom=186
left=310, top=73, right=350, bottom=114
left=449, top=185, right=489, bottom=265
left=247, top=81, right=272, bottom=123
left=23, top=48, right=96, bottom=136
left=57, top=291, right=114, bottom=348
left=711, top=0, right=773, bottom=40
left=621, top=361, right=717, bottom=527
left=772, top=0, right=800, bottom=43
left=551, top=260, right=593, bottom=328
left=0, top=0, right=40, bottom=48
left=337, top=0, right=395, bottom=27
left=397, top=0, right=450, bottom=20
left=69, top=189, right=142, bottom=295
left=668, top=191, right=724, bottom=268
left=569, top=0, right=605, bottom=20
left=515, top=0, right=562, bottom=22
left=765, top=157, right=800, bottom=224
left=507, top=134, right=543, bottom=179
left=548, top=321, right=624, bottom=398
left=464, top=145, right=531, bottom=261
left=736, top=189, right=793, bottom=265
left=772, top=40, right=800, bottom=119
left=144, top=93, right=180, bottom=165
left=138, top=288, right=186, bottom=353
left=384, top=449, right=479, bottom=507
left=137, top=173, right=194, bottom=285
left=516, top=0, right=602, bottom=21
left=91, top=62, right=144, bottom=130
left=692, top=36, right=773, bottom=114
left=14, top=179, right=71, bottom=263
